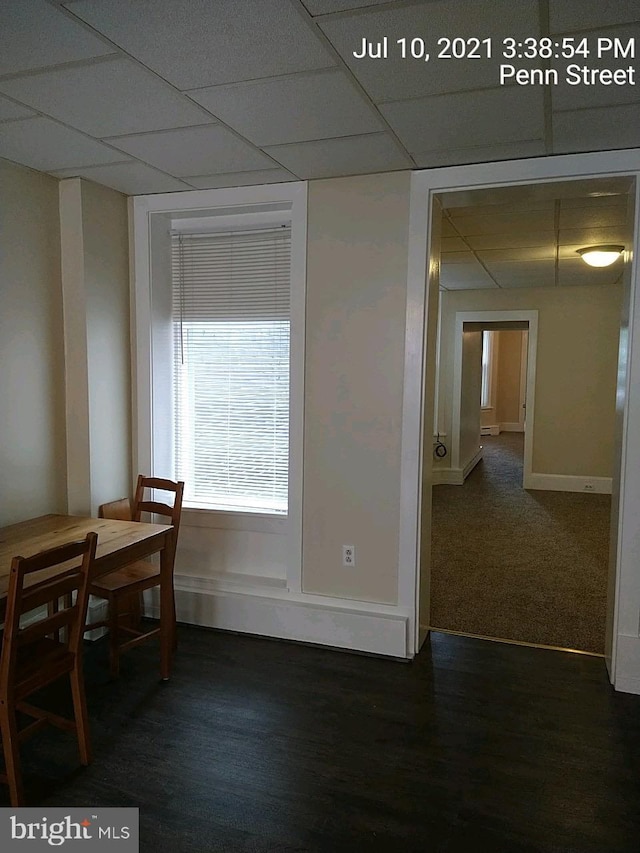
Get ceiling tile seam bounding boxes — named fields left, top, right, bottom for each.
left=307, top=0, right=434, bottom=23
left=0, top=115, right=37, bottom=126
left=0, top=106, right=213, bottom=182
left=414, top=138, right=546, bottom=158
left=0, top=53, right=122, bottom=83
left=553, top=198, right=561, bottom=286
left=552, top=101, right=640, bottom=115
left=182, top=65, right=340, bottom=94
left=538, top=0, right=554, bottom=155
left=180, top=167, right=293, bottom=181
left=53, top=1, right=294, bottom=174
left=291, top=0, right=417, bottom=166
left=373, top=81, right=531, bottom=107
left=52, top=159, right=194, bottom=187
left=102, top=122, right=222, bottom=142
left=442, top=210, right=503, bottom=289
left=261, top=130, right=395, bottom=151
left=552, top=22, right=640, bottom=36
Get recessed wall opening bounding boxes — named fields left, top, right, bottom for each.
left=424, top=175, right=635, bottom=656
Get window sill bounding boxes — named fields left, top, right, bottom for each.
left=182, top=507, right=288, bottom=534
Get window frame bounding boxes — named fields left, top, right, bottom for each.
left=130, top=182, right=307, bottom=591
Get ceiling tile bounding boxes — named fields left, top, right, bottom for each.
left=0, top=57, right=213, bottom=138
left=318, top=0, right=539, bottom=101
left=0, top=0, right=114, bottom=76
left=557, top=257, right=623, bottom=286
left=65, top=0, right=335, bottom=90
left=263, top=132, right=412, bottom=179
left=52, top=161, right=192, bottom=194
left=381, top=87, right=544, bottom=154
left=187, top=69, right=384, bottom=147
left=559, top=205, right=627, bottom=230
left=466, top=231, right=557, bottom=251
left=301, top=0, right=394, bottom=14
left=448, top=199, right=555, bottom=220
left=439, top=262, right=498, bottom=290
left=440, top=236, right=468, bottom=252
left=105, top=125, right=274, bottom=176
left=478, top=246, right=556, bottom=262
left=549, top=0, right=640, bottom=33
left=551, top=25, right=640, bottom=111
left=553, top=104, right=640, bottom=154
left=559, top=226, right=628, bottom=248
left=440, top=251, right=477, bottom=264
left=561, top=193, right=631, bottom=209
left=416, top=140, right=546, bottom=169
left=0, top=116, right=128, bottom=171
left=0, top=96, right=35, bottom=122
left=495, top=278, right=554, bottom=289
left=449, top=210, right=554, bottom=237
left=184, top=168, right=297, bottom=189
left=483, top=259, right=556, bottom=283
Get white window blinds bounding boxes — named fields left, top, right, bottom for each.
left=171, top=226, right=291, bottom=513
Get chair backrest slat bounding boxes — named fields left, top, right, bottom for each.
left=0, top=533, right=98, bottom=694
left=132, top=475, right=184, bottom=534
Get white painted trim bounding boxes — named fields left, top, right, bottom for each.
left=451, top=310, right=538, bottom=487
left=146, top=578, right=410, bottom=658
left=500, top=422, right=524, bottom=433
left=481, top=425, right=500, bottom=436
left=59, top=178, right=92, bottom=515
left=130, top=181, right=307, bottom=597
left=527, top=473, right=612, bottom=494
left=402, top=149, right=640, bottom=693
left=462, top=446, right=483, bottom=480
left=432, top=469, right=463, bottom=486
left=398, top=175, right=432, bottom=654
left=518, top=330, right=528, bottom=430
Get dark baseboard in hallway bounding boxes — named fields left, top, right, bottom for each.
left=430, top=433, right=610, bottom=653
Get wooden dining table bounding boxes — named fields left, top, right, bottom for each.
left=0, top=514, right=176, bottom=680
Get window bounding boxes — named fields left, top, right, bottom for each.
left=481, top=330, right=494, bottom=408
left=171, top=226, right=291, bottom=514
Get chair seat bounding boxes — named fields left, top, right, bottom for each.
left=90, top=560, right=160, bottom=595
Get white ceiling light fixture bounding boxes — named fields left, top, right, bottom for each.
left=577, top=245, right=624, bottom=267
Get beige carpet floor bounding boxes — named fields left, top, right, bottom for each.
left=429, top=433, right=611, bottom=653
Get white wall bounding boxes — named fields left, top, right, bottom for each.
left=303, top=172, right=411, bottom=604
left=459, top=330, right=482, bottom=471
left=0, top=161, right=67, bottom=525
left=437, top=284, right=622, bottom=480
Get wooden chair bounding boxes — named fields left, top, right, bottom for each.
left=87, top=475, right=184, bottom=679
left=0, top=532, right=98, bottom=806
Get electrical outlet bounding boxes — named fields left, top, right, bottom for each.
left=342, top=545, right=356, bottom=567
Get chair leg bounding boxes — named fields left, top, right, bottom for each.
left=0, top=701, right=25, bottom=807
left=70, top=667, right=92, bottom=766
left=108, top=598, right=120, bottom=679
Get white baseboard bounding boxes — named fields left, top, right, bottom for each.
left=462, top=446, right=483, bottom=480
left=526, top=473, right=612, bottom=494
left=612, top=635, right=640, bottom=695
left=480, top=424, right=500, bottom=436
left=145, top=575, right=411, bottom=658
left=500, top=422, right=524, bottom=432
left=432, top=468, right=463, bottom=485
left=433, top=447, right=483, bottom=486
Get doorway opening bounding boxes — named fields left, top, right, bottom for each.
left=402, top=160, right=639, bottom=682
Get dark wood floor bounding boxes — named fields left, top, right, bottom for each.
left=6, top=625, right=640, bottom=852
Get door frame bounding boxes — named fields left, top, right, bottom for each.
left=451, top=311, right=538, bottom=486
left=398, top=150, right=640, bottom=691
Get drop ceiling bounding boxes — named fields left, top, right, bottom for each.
left=0, top=0, right=638, bottom=195
left=439, top=177, right=634, bottom=291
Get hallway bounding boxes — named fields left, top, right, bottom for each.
left=429, top=433, right=611, bottom=653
